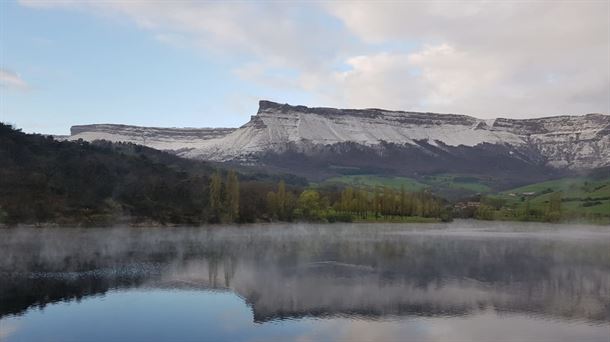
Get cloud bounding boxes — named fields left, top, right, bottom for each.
left=323, top=2, right=610, bottom=117
left=19, top=0, right=353, bottom=71
left=325, top=53, right=423, bottom=110
left=0, top=68, right=29, bottom=90
left=19, top=1, right=610, bottom=118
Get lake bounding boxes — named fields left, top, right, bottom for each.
left=1, top=221, right=609, bottom=341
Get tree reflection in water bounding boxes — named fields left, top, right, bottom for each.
left=1, top=222, right=609, bottom=325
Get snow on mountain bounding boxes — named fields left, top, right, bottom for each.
left=68, top=124, right=235, bottom=152
left=66, top=101, right=610, bottom=170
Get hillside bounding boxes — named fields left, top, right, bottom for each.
left=321, top=174, right=494, bottom=200
left=65, top=100, right=609, bottom=187
left=0, top=123, right=301, bottom=225
left=183, top=101, right=609, bottom=171
left=1, top=123, right=450, bottom=225
left=471, top=171, right=610, bottom=223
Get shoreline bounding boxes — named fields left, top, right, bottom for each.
left=2, top=218, right=609, bottom=229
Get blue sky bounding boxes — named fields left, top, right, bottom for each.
left=1, top=1, right=608, bottom=134
left=0, top=1, right=315, bottom=133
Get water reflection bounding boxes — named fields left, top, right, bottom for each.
left=1, top=222, right=609, bottom=337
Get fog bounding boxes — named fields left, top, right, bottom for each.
left=1, top=221, right=609, bottom=323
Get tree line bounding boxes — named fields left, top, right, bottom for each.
left=0, top=123, right=450, bottom=226
left=261, top=181, right=449, bottom=223
left=469, top=192, right=578, bottom=223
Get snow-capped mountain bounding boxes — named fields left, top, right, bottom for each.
left=68, top=124, right=235, bottom=153
left=67, top=100, right=609, bottom=177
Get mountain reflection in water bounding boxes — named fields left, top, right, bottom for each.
left=1, top=222, right=609, bottom=341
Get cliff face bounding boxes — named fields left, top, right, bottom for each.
left=66, top=101, right=610, bottom=172
left=181, top=101, right=609, bottom=170
left=68, top=124, right=235, bottom=152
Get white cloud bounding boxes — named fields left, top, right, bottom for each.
left=327, top=53, right=423, bottom=110
left=20, top=0, right=352, bottom=71
left=323, top=2, right=610, bottom=117
left=0, top=68, right=29, bottom=90
left=19, top=1, right=610, bottom=118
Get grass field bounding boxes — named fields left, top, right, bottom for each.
left=492, top=176, right=610, bottom=219
left=322, top=173, right=493, bottom=200
left=321, top=172, right=610, bottom=221
left=422, top=174, right=492, bottom=193
left=323, top=175, right=427, bottom=192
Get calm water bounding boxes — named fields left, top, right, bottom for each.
left=1, top=221, right=609, bottom=341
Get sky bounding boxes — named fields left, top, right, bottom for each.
left=1, top=0, right=609, bottom=134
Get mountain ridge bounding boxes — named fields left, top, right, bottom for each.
left=65, top=100, right=610, bottom=176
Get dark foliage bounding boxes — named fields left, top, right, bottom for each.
left=0, top=124, right=450, bottom=226
left=0, top=123, right=222, bottom=225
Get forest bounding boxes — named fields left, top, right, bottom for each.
left=0, top=123, right=449, bottom=226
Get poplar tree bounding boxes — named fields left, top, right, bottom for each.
left=356, top=189, right=368, bottom=218
left=277, top=180, right=287, bottom=219
left=549, top=192, right=562, bottom=213
left=399, top=185, right=406, bottom=216
left=341, top=187, right=354, bottom=213
left=226, top=170, right=240, bottom=222
left=209, top=170, right=223, bottom=222
left=266, top=191, right=278, bottom=219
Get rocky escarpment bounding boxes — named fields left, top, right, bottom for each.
left=182, top=101, right=609, bottom=170
left=65, top=101, right=610, bottom=176
left=68, top=124, right=235, bottom=152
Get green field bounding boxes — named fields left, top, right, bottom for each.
left=490, top=176, right=610, bottom=220
left=422, top=174, right=492, bottom=193
left=319, top=174, right=492, bottom=200
left=323, top=175, right=427, bottom=192
left=322, top=173, right=493, bottom=200
left=502, top=177, right=610, bottom=197
left=320, top=172, right=609, bottom=223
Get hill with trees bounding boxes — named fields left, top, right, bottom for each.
left=0, top=123, right=449, bottom=226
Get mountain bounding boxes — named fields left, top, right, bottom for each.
left=65, top=124, right=235, bottom=153
left=66, top=101, right=610, bottom=185
left=0, top=123, right=305, bottom=225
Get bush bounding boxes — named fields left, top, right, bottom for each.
left=325, top=211, right=353, bottom=223
left=475, top=205, right=495, bottom=220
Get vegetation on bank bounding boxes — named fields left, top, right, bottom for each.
left=1, top=123, right=606, bottom=226
left=454, top=176, right=610, bottom=224
left=325, top=172, right=609, bottom=224
left=264, top=181, right=449, bottom=223
left=323, top=173, right=496, bottom=200
left=0, top=124, right=449, bottom=226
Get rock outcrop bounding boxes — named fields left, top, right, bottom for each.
left=67, top=101, right=610, bottom=174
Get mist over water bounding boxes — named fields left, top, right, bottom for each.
left=1, top=221, right=609, bottom=341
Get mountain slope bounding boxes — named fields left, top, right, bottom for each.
left=66, top=124, right=235, bottom=152
left=179, top=101, right=609, bottom=168
left=66, top=101, right=610, bottom=184
left=0, top=123, right=304, bottom=225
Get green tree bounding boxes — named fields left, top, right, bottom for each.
left=475, top=204, right=495, bottom=220
left=356, top=189, right=368, bottom=218
left=546, top=192, right=562, bottom=222
left=209, top=170, right=223, bottom=222
left=373, top=187, right=382, bottom=218
left=549, top=192, right=562, bottom=212
left=265, top=180, right=296, bottom=221
left=340, top=187, right=354, bottom=213
left=266, top=191, right=278, bottom=219
left=399, top=185, right=406, bottom=216
left=277, top=180, right=288, bottom=219
left=297, top=189, right=322, bottom=220
left=225, top=170, right=240, bottom=222
left=382, top=186, right=394, bottom=216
